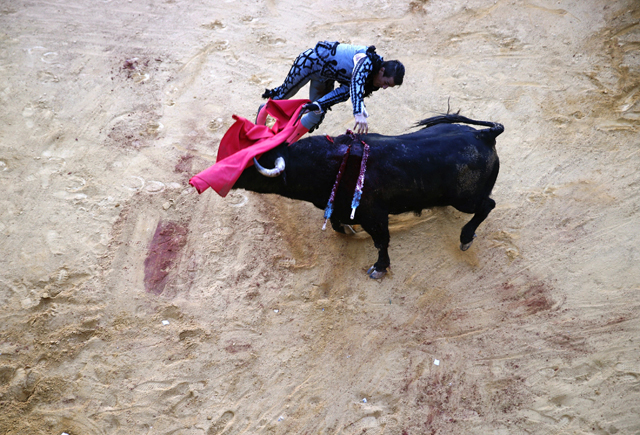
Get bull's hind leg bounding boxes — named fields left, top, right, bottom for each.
left=460, top=197, right=495, bottom=251
left=358, top=212, right=390, bottom=279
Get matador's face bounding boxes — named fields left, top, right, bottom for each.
left=372, top=68, right=396, bottom=89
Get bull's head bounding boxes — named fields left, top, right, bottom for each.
left=253, top=156, right=285, bottom=177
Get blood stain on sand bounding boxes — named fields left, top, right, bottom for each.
left=144, top=220, right=188, bottom=295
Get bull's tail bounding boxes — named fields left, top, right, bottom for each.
left=415, top=113, right=504, bottom=141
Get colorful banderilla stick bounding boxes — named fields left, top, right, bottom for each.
left=350, top=141, right=370, bottom=220
left=322, top=143, right=351, bottom=230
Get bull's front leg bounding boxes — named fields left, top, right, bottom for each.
left=358, top=211, right=390, bottom=279
left=330, top=216, right=357, bottom=235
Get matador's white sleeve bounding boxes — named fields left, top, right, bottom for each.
left=350, top=53, right=372, bottom=117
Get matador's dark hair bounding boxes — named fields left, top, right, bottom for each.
left=363, top=46, right=405, bottom=98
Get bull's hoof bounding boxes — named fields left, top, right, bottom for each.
left=367, top=266, right=387, bottom=279
left=460, top=234, right=477, bottom=251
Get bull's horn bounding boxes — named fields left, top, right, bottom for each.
left=253, top=156, right=285, bottom=177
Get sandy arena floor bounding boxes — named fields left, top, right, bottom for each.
left=1, top=0, right=639, bottom=433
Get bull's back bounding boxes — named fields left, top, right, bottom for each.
left=363, top=126, right=499, bottom=212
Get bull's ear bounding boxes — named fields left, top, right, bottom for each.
left=253, top=156, right=285, bottom=177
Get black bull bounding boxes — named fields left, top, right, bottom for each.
left=232, top=113, right=504, bottom=279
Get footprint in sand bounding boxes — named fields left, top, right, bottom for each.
left=122, top=176, right=144, bottom=192
left=132, top=380, right=173, bottom=394
left=227, top=192, right=247, bottom=207
left=207, top=410, right=234, bottom=435
left=65, top=175, right=86, bottom=193
left=549, top=415, right=572, bottom=434
left=144, top=181, right=165, bottom=194
left=121, top=177, right=167, bottom=194
left=40, top=51, right=58, bottom=64
left=343, top=414, right=398, bottom=435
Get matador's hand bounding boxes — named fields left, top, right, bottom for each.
left=354, top=113, right=369, bottom=135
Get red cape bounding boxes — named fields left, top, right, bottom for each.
left=189, top=99, right=309, bottom=197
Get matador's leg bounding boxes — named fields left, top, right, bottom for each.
left=262, top=48, right=321, bottom=100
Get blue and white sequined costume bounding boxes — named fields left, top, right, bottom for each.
left=262, top=41, right=384, bottom=131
